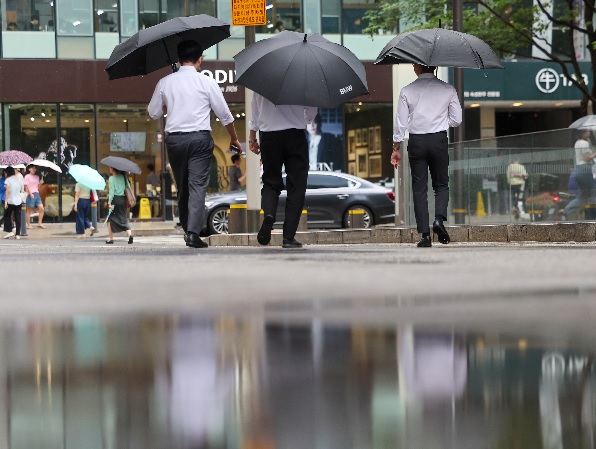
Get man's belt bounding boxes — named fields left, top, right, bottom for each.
left=166, top=130, right=209, bottom=136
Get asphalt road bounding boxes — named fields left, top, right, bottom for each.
left=2, top=236, right=596, bottom=332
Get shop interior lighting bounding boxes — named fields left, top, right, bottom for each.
left=45, top=120, right=50, bottom=123
left=555, top=102, right=564, bottom=106
left=266, top=23, right=273, bottom=28
left=97, top=10, right=104, bottom=15
left=41, top=109, right=46, bottom=116
left=469, top=103, right=480, bottom=108
left=30, top=117, right=35, bottom=121
left=512, top=102, right=523, bottom=107
left=123, top=119, right=127, bottom=122
left=266, top=4, right=273, bottom=9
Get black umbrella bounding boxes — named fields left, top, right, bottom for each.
left=374, top=28, right=503, bottom=70
left=101, top=156, right=142, bottom=174
left=234, top=31, right=368, bottom=108
left=106, top=14, right=230, bottom=80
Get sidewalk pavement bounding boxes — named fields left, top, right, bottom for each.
left=16, top=220, right=596, bottom=245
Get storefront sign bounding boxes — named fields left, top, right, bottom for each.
left=457, top=61, right=592, bottom=101
left=231, top=0, right=266, bottom=26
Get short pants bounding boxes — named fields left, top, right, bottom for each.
left=26, top=192, right=42, bottom=208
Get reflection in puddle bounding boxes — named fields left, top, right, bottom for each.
left=1, top=316, right=595, bottom=448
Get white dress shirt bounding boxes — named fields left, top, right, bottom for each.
left=393, top=73, right=462, bottom=143
left=249, top=93, right=318, bottom=132
left=148, top=66, right=235, bottom=133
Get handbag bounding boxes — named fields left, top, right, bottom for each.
left=123, top=176, right=136, bottom=208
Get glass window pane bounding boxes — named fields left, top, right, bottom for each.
left=95, top=0, right=119, bottom=32
left=2, top=0, right=56, bottom=57
left=120, top=0, right=139, bottom=37
left=57, top=0, right=93, bottom=36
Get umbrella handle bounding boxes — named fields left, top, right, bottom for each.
left=161, top=39, right=178, bottom=73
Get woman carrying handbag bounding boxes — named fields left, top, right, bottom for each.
left=105, top=166, right=133, bottom=244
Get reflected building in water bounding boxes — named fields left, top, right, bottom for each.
left=0, top=316, right=594, bottom=448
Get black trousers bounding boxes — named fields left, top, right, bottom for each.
left=3, top=203, right=21, bottom=235
left=407, top=131, right=449, bottom=234
left=166, top=131, right=213, bottom=235
left=260, top=128, right=309, bottom=240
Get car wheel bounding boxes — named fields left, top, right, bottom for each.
left=208, top=206, right=229, bottom=235
left=343, top=205, right=373, bottom=228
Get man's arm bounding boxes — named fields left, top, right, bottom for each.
left=147, top=80, right=164, bottom=119
left=448, top=90, right=463, bottom=128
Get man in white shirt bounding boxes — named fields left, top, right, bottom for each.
left=248, top=93, right=317, bottom=248
left=390, top=64, right=462, bottom=247
left=148, top=40, right=241, bottom=248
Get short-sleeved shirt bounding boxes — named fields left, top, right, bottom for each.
left=75, top=183, right=91, bottom=199
left=24, top=173, right=40, bottom=194
left=229, top=165, right=242, bottom=191
left=5, top=175, right=24, bottom=205
left=575, top=138, right=592, bottom=165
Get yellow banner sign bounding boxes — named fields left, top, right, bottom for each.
left=231, top=0, right=267, bottom=26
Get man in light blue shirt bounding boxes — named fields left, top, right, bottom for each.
left=149, top=40, right=241, bottom=248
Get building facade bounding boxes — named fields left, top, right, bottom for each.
left=0, top=0, right=590, bottom=222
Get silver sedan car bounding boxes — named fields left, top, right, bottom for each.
left=203, top=171, right=395, bottom=235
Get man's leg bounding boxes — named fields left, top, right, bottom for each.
left=260, top=131, right=285, bottom=217
left=166, top=139, right=189, bottom=232
left=408, top=136, right=430, bottom=234
left=186, top=133, right=214, bottom=235
left=427, top=132, right=450, bottom=222
left=282, top=129, right=309, bottom=240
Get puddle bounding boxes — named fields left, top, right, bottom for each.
left=1, top=315, right=595, bottom=448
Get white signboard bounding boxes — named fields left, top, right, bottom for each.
left=110, top=132, right=146, bottom=152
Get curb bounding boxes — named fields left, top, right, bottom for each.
left=207, top=222, right=596, bottom=246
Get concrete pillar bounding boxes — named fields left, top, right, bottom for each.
left=228, top=204, right=247, bottom=234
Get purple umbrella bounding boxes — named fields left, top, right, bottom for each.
left=0, top=150, right=33, bottom=166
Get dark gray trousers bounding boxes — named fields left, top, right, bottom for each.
left=260, top=128, right=309, bottom=240
left=408, top=131, right=449, bottom=234
left=166, top=131, right=213, bottom=235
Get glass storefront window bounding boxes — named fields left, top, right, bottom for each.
left=98, top=104, right=163, bottom=219
left=2, top=0, right=56, bottom=58
left=57, top=0, right=93, bottom=36
left=121, top=0, right=139, bottom=38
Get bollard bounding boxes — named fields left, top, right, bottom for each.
left=585, top=204, right=596, bottom=220
left=297, top=209, right=308, bottom=231
left=228, top=204, right=247, bottom=234
left=91, top=201, right=98, bottom=230
left=348, top=208, right=365, bottom=228
left=20, top=204, right=28, bottom=237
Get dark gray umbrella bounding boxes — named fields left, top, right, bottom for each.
left=374, top=28, right=503, bottom=69
left=106, top=14, right=230, bottom=80
left=101, top=156, right=142, bottom=174
left=234, top=31, right=368, bottom=108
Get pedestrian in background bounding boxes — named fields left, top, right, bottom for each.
left=391, top=64, right=462, bottom=247
left=148, top=39, right=241, bottom=249
left=0, top=167, right=6, bottom=226
left=73, top=182, right=95, bottom=238
left=506, top=158, right=529, bottom=219
left=229, top=154, right=245, bottom=191
left=24, top=165, right=46, bottom=229
left=3, top=166, right=23, bottom=239
left=248, top=92, right=317, bottom=249
left=105, top=166, right=133, bottom=245
left=146, top=163, right=160, bottom=191
left=565, top=129, right=596, bottom=218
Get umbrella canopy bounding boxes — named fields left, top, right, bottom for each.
left=101, top=156, right=142, bottom=175
left=106, top=14, right=230, bottom=80
left=234, top=31, right=369, bottom=108
left=68, top=164, right=106, bottom=190
left=374, top=28, right=503, bottom=69
left=569, top=115, right=596, bottom=129
left=28, top=159, right=62, bottom=173
left=0, top=150, right=33, bottom=166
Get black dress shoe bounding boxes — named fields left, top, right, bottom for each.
left=186, top=232, right=208, bottom=248
left=416, top=235, right=432, bottom=247
left=257, top=215, right=275, bottom=245
left=282, top=238, right=303, bottom=249
left=432, top=219, right=450, bottom=244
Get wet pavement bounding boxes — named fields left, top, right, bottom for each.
left=0, top=237, right=596, bottom=447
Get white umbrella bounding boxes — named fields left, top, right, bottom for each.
left=569, top=115, right=596, bottom=129
left=28, top=159, right=62, bottom=173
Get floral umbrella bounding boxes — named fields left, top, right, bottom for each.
left=0, top=150, right=33, bottom=166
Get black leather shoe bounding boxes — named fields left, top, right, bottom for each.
left=257, top=215, right=275, bottom=245
left=416, top=235, right=432, bottom=247
left=186, top=232, right=208, bottom=248
left=432, top=219, right=450, bottom=244
left=282, top=238, right=303, bottom=249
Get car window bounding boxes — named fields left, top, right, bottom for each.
left=307, top=174, right=351, bottom=189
